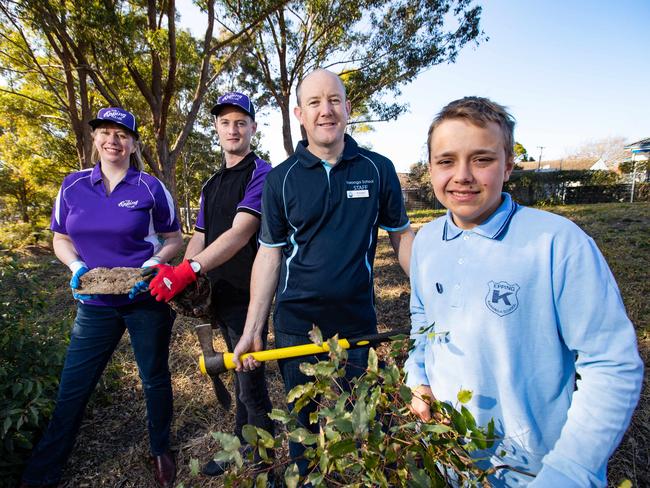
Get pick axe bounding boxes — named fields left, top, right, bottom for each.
left=194, top=324, right=411, bottom=409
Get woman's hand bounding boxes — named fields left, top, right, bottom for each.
left=128, top=256, right=161, bottom=299
left=69, top=260, right=94, bottom=301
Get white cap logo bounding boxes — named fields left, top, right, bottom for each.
left=103, top=109, right=128, bottom=120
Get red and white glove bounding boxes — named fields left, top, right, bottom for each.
left=148, top=260, right=198, bottom=302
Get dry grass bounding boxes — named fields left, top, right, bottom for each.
left=6, top=201, right=648, bottom=487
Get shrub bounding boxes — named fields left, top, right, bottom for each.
left=209, top=329, right=496, bottom=487
left=0, top=221, right=51, bottom=251
left=0, top=254, right=71, bottom=482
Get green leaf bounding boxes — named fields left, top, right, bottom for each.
left=331, top=418, right=354, bottom=434
left=287, top=383, right=311, bottom=403
left=367, top=348, right=378, bottom=373
left=3, top=416, right=12, bottom=436
left=269, top=408, right=292, bottom=424
left=352, top=398, right=370, bottom=438
left=284, top=462, right=300, bottom=488
left=408, top=466, right=432, bottom=487
left=189, top=458, right=199, bottom=476
left=420, top=423, right=452, bottom=434
left=307, top=472, right=325, bottom=486
left=240, top=424, right=257, bottom=446
left=211, top=431, right=241, bottom=452
left=461, top=406, right=477, bottom=431
left=288, top=428, right=319, bottom=445
left=399, top=384, right=413, bottom=403
left=257, top=427, right=276, bottom=448
left=487, top=418, right=495, bottom=447
left=618, top=481, right=633, bottom=488
left=450, top=409, right=467, bottom=436
left=308, top=325, right=323, bottom=346
left=299, top=362, right=317, bottom=376
left=471, top=428, right=487, bottom=450
left=255, top=472, right=268, bottom=488
left=328, top=438, right=357, bottom=458
left=457, top=389, right=473, bottom=404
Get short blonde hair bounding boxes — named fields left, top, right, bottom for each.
left=428, top=97, right=516, bottom=162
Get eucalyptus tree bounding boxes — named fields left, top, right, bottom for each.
left=218, top=0, right=485, bottom=156
left=0, top=0, right=286, bottom=198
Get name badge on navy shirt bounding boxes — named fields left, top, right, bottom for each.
left=347, top=189, right=369, bottom=198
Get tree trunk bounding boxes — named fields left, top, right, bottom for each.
left=280, top=99, right=294, bottom=156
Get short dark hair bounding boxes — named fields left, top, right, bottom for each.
left=427, top=97, right=516, bottom=162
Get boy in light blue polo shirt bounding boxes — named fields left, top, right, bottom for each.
left=404, top=97, right=643, bottom=487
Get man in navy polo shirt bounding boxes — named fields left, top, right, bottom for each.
left=148, top=93, right=274, bottom=477
left=233, top=69, right=415, bottom=476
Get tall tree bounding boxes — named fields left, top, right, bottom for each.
left=219, top=0, right=485, bottom=156
left=0, top=0, right=286, bottom=198
left=0, top=92, right=72, bottom=223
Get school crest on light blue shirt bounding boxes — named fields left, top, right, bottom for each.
left=486, top=281, right=520, bottom=316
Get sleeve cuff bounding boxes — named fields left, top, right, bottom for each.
left=237, top=205, right=262, bottom=217
left=380, top=220, right=411, bottom=232
left=259, top=239, right=286, bottom=248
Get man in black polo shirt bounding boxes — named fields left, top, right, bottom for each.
left=149, top=92, right=274, bottom=476
left=233, top=69, right=415, bottom=476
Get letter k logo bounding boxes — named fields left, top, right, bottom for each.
left=492, top=290, right=512, bottom=306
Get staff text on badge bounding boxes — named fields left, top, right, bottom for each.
left=347, top=189, right=369, bottom=198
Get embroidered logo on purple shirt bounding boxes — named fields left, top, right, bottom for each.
left=118, top=199, right=139, bottom=208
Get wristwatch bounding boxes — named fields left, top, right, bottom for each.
left=189, top=259, right=202, bottom=275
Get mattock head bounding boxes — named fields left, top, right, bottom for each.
left=195, top=323, right=231, bottom=410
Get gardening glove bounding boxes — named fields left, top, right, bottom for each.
left=69, top=260, right=94, bottom=301
left=128, top=256, right=161, bottom=299
left=148, top=259, right=198, bottom=302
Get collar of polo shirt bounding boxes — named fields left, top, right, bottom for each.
left=296, top=134, right=359, bottom=168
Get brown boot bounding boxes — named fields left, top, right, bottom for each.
left=152, top=450, right=176, bottom=488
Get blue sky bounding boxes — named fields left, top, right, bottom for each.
left=179, top=0, right=650, bottom=172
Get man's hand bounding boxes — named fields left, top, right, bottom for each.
left=409, top=385, right=435, bottom=422
left=148, top=259, right=198, bottom=302
left=232, top=331, right=264, bottom=372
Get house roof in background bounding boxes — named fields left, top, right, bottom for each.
left=518, top=157, right=599, bottom=171
left=625, top=137, right=650, bottom=152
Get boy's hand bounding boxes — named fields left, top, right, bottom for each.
left=409, top=385, right=435, bottom=422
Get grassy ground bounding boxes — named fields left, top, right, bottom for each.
left=2, top=201, right=648, bottom=487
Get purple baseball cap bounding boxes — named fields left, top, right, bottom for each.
left=89, top=107, right=139, bottom=139
left=211, top=92, right=255, bottom=120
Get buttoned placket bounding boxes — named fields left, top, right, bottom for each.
left=450, top=231, right=471, bottom=308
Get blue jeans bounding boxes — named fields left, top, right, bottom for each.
left=212, top=301, right=274, bottom=440
left=275, top=330, right=370, bottom=477
left=21, top=298, right=175, bottom=485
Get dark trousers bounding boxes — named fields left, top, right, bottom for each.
left=21, top=298, right=175, bottom=485
left=275, top=329, right=370, bottom=477
left=212, top=301, right=274, bottom=439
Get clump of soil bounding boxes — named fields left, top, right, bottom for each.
left=77, top=267, right=212, bottom=319
left=76, top=267, right=141, bottom=294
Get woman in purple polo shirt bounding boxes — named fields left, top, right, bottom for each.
left=20, top=108, right=182, bottom=488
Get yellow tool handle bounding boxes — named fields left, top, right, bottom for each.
left=222, top=338, right=354, bottom=370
